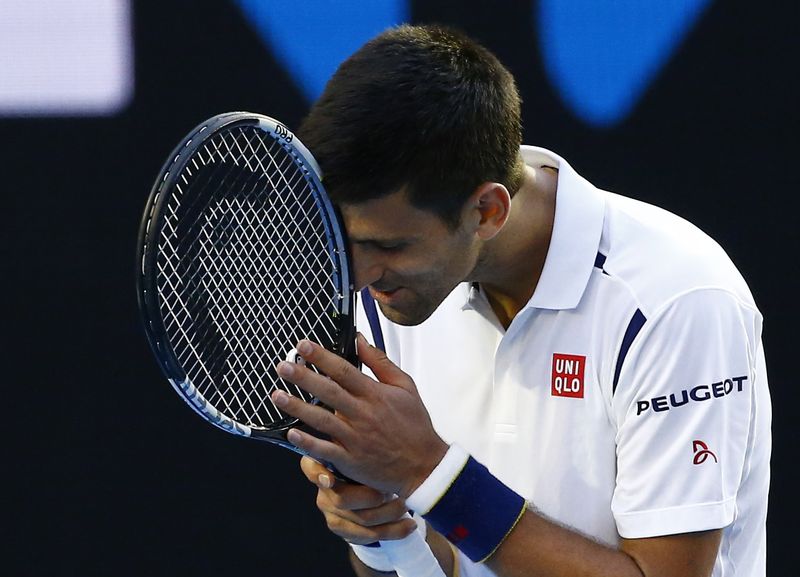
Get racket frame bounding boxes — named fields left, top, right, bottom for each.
left=136, top=112, right=356, bottom=452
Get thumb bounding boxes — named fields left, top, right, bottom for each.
left=356, top=333, right=413, bottom=389
left=300, top=455, right=337, bottom=489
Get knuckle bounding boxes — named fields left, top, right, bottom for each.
left=399, top=518, right=417, bottom=538
left=357, top=508, right=379, bottom=526
left=326, top=488, right=346, bottom=509
left=387, top=497, right=409, bottom=516
left=326, top=514, right=348, bottom=534
left=356, top=486, right=385, bottom=508
left=331, top=359, right=357, bottom=385
left=374, top=350, right=392, bottom=366
left=318, top=408, right=340, bottom=432
left=383, top=519, right=416, bottom=540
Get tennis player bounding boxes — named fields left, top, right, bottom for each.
left=271, top=25, right=771, bottom=577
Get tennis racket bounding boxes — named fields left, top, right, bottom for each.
left=136, top=111, right=445, bottom=577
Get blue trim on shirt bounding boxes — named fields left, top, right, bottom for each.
left=360, top=288, right=386, bottom=353
left=613, top=309, right=647, bottom=393
left=594, top=252, right=607, bottom=269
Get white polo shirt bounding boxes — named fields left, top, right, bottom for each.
left=357, top=146, right=771, bottom=577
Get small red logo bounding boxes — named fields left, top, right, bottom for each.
left=693, top=440, right=718, bottom=465
left=447, top=524, right=469, bottom=543
left=552, top=354, right=586, bottom=398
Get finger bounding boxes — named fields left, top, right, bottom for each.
left=318, top=491, right=409, bottom=527
left=326, top=514, right=418, bottom=545
left=276, top=360, right=359, bottom=414
left=300, top=455, right=337, bottom=489
left=317, top=483, right=392, bottom=511
left=294, top=340, right=372, bottom=396
left=270, top=391, right=352, bottom=456
left=356, top=333, right=414, bottom=389
left=285, top=425, right=349, bottom=466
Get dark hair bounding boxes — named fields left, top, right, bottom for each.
left=298, top=24, right=524, bottom=227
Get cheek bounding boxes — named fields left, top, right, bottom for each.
left=388, top=234, right=477, bottom=286
left=404, top=250, right=472, bottom=287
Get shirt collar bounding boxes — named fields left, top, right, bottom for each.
left=462, top=147, right=606, bottom=313
left=522, top=146, right=606, bottom=310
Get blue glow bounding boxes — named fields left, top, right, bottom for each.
left=537, top=0, right=712, bottom=127
left=234, top=0, right=409, bottom=103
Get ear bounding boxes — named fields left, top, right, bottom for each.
left=466, top=182, right=511, bottom=240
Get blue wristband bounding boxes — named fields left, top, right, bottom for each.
left=418, top=454, right=526, bottom=562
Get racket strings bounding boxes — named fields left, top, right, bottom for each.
left=172, top=131, right=327, bottom=423
left=156, top=125, right=343, bottom=429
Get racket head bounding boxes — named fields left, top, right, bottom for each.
left=136, top=111, right=355, bottom=449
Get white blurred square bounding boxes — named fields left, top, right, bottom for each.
left=0, top=0, right=133, bottom=116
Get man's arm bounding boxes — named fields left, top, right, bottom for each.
left=273, top=337, right=724, bottom=577
left=335, top=485, right=720, bottom=577
left=486, top=507, right=721, bottom=577
left=345, top=503, right=720, bottom=577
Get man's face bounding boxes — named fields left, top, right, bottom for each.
left=340, top=190, right=480, bottom=326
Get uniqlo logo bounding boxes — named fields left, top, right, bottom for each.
left=552, top=354, right=586, bottom=398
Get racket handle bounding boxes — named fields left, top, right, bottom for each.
left=378, top=513, right=447, bottom=577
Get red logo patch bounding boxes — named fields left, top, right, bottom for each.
left=447, top=524, right=470, bottom=543
left=692, top=440, right=718, bottom=465
left=552, top=354, right=586, bottom=398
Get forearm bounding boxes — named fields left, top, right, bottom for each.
left=457, top=507, right=720, bottom=577
left=485, top=507, right=643, bottom=577
left=407, top=447, right=719, bottom=577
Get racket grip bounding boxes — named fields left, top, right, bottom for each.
left=378, top=513, right=447, bottom=577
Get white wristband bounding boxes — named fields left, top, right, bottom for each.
left=349, top=510, right=428, bottom=572
left=350, top=543, right=395, bottom=573
left=412, top=509, right=428, bottom=541
left=406, top=444, right=470, bottom=515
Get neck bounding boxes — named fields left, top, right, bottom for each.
left=473, top=165, right=557, bottom=329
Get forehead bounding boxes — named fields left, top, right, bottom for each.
left=338, top=190, right=448, bottom=241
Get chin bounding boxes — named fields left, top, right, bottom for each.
left=376, top=302, right=437, bottom=327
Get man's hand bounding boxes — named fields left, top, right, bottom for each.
left=300, top=456, right=417, bottom=544
left=272, top=333, right=449, bottom=498
left=301, top=456, right=458, bottom=577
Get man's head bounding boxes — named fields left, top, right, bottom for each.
left=298, top=25, right=525, bottom=324
left=298, top=24, right=524, bottom=228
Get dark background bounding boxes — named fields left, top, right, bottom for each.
left=4, top=1, right=797, bottom=575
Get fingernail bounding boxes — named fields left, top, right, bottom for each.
left=298, top=340, right=313, bottom=355
left=273, top=390, right=289, bottom=407
left=287, top=429, right=302, bottom=443
left=318, top=474, right=332, bottom=488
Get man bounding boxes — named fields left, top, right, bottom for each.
left=270, top=24, right=771, bottom=577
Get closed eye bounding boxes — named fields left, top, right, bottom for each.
left=353, top=239, right=410, bottom=252
left=374, top=242, right=407, bottom=252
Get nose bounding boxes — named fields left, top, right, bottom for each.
left=349, top=243, right=383, bottom=291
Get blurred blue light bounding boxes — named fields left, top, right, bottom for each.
left=235, top=0, right=408, bottom=102
left=237, top=0, right=712, bottom=128
left=537, top=0, right=712, bottom=127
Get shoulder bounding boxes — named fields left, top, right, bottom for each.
left=599, top=191, right=757, bottom=317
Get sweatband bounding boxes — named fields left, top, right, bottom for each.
left=350, top=542, right=395, bottom=573
left=349, top=510, right=428, bottom=572
left=406, top=444, right=526, bottom=563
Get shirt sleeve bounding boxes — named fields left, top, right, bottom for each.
left=611, top=288, right=762, bottom=538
